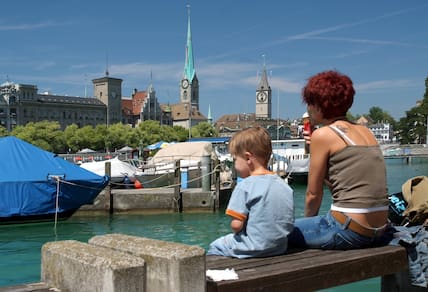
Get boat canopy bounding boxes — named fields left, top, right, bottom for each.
left=151, top=141, right=218, bottom=164
left=0, top=136, right=109, bottom=218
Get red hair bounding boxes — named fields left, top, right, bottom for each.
left=302, top=70, right=355, bottom=119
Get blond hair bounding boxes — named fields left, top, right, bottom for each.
left=228, top=126, right=272, bottom=166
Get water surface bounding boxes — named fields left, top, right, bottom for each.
left=1, top=157, right=427, bottom=290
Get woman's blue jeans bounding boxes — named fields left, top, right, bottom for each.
left=288, top=211, right=393, bottom=249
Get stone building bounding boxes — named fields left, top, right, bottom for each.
left=122, top=83, right=172, bottom=127
left=0, top=80, right=106, bottom=131
left=0, top=7, right=204, bottom=132
left=368, top=122, right=395, bottom=143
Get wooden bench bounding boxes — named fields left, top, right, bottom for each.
left=206, top=245, right=416, bottom=292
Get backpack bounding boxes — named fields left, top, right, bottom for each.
left=388, top=176, right=428, bottom=226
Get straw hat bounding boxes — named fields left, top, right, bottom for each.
left=402, top=176, right=428, bottom=222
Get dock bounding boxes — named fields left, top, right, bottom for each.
left=0, top=235, right=417, bottom=292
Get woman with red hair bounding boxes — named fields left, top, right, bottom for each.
left=288, top=70, right=392, bottom=249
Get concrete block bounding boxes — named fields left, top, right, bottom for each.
left=41, top=240, right=146, bottom=292
left=113, top=188, right=176, bottom=211
left=182, top=189, right=215, bottom=211
left=89, top=234, right=206, bottom=292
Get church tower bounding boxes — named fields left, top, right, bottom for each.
left=255, top=61, right=272, bottom=120
left=180, top=5, right=199, bottom=110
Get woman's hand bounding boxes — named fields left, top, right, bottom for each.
left=303, top=130, right=312, bottom=145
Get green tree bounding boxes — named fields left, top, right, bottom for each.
left=135, top=120, right=164, bottom=147
left=172, top=125, right=189, bottom=142
left=75, top=125, right=98, bottom=151
left=0, top=126, right=8, bottom=137
left=191, top=122, right=218, bottom=138
left=63, top=124, right=80, bottom=152
left=105, top=123, right=136, bottom=151
left=367, top=106, right=396, bottom=125
left=135, top=120, right=187, bottom=147
left=396, top=77, right=428, bottom=144
left=93, top=124, right=108, bottom=151
left=11, top=120, right=65, bottom=152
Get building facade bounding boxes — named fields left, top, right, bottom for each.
left=369, top=122, right=395, bottom=143
left=0, top=81, right=106, bottom=131
left=0, top=6, right=207, bottom=133
left=122, top=85, right=172, bottom=127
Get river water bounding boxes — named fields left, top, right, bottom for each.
left=1, top=157, right=427, bottom=290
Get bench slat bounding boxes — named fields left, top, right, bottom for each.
left=207, top=246, right=408, bottom=292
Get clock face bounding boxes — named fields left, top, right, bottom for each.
left=257, top=91, right=266, bottom=102
left=182, top=79, right=189, bottom=89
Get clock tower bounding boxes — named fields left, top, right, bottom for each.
left=180, top=5, right=199, bottom=110
left=255, top=65, right=272, bottom=120
left=93, top=72, right=123, bottom=126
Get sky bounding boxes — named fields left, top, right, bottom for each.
left=1, top=1, right=427, bottom=122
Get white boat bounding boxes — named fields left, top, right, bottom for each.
left=80, top=157, right=143, bottom=186
left=271, top=139, right=309, bottom=183
left=136, top=141, right=218, bottom=188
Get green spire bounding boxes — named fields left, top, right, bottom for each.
left=184, top=5, right=195, bottom=82
left=208, top=104, right=212, bottom=123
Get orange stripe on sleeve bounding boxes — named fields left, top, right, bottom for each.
left=226, top=209, right=247, bottom=221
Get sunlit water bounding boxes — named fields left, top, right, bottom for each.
left=1, top=157, right=427, bottom=290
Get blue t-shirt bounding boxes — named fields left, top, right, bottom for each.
left=208, top=174, right=294, bottom=258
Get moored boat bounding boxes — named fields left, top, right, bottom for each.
left=136, top=141, right=218, bottom=188
left=80, top=156, right=143, bottom=187
left=0, top=136, right=109, bottom=224
left=272, top=139, right=309, bottom=183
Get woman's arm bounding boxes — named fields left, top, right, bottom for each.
left=304, top=128, right=330, bottom=217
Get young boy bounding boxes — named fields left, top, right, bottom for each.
left=207, top=126, right=294, bottom=258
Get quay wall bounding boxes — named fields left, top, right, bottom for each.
left=76, top=187, right=230, bottom=215
left=28, top=234, right=205, bottom=292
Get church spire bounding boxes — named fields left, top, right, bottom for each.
left=257, top=54, right=270, bottom=91
left=207, top=104, right=212, bottom=124
left=184, top=4, right=195, bottom=82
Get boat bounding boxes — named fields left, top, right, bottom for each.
left=136, top=141, right=219, bottom=188
left=0, top=136, right=109, bottom=224
left=271, top=139, right=309, bottom=183
left=80, top=156, right=142, bottom=187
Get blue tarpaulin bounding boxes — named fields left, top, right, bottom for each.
left=0, top=136, right=109, bottom=221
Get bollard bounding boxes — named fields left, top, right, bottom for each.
left=41, top=240, right=146, bottom=292
left=181, top=166, right=188, bottom=189
left=89, top=234, right=206, bottom=292
left=201, top=155, right=211, bottom=191
left=105, top=161, right=113, bottom=214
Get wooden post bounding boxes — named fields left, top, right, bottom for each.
left=215, top=161, right=220, bottom=212
left=104, top=162, right=113, bottom=214
left=174, top=160, right=182, bottom=212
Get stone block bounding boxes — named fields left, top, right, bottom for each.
left=41, top=240, right=145, bottom=292
left=182, top=189, right=215, bottom=211
left=89, top=234, right=206, bottom=292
